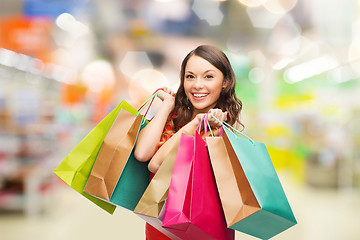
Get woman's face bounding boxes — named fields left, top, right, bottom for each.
left=184, top=55, right=226, bottom=115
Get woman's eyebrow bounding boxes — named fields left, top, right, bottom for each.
left=185, top=70, right=215, bottom=74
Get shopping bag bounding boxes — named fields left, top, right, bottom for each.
left=84, top=92, right=159, bottom=209
left=206, top=127, right=260, bottom=227
left=208, top=115, right=297, bottom=240
left=108, top=121, right=150, bottom=210
left=109, top=90, right=165, bottom=210
left=53, top=102, right=125, bottom=214
left=162, top=125, right=235, bottom=240
left=133, top=135, right=182, bottom=240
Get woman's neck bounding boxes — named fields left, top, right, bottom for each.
left=191, top=104, right=217, bottom=119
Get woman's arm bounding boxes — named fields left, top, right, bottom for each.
left=147, top=114, right=203, bottom=173
left=134, top=88, right=175, bottom=162
left=147, top=109, right=228, bottom=173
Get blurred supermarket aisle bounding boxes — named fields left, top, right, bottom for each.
left=1, top=0, right=360, bottom=239
left=0, top=171, right=360, bottom=240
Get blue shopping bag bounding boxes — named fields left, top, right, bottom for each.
left=208, top=115, right=297, bottom=240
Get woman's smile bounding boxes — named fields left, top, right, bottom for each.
left=192, top=92, right=209, bottom=100
left=184, top=55, right=226, bottom=114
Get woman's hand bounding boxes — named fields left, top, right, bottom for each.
left=208, top=108, right=227, bottom=128
left=157, top=87, right=176, bottom=111
left=188, top=108, right=227, bottom=132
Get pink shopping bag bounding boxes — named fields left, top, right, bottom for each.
left=162, top=128, right=234, bottom=240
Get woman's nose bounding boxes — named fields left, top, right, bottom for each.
left=193, top=77, right=204, bottom=89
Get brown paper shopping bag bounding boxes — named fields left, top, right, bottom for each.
left=84, top=105, right=144, bottom=201
left=133, top=134, right=182, bottom=240
left=206, top=129, right=260, bottom=228
left=207, top=118, right=296, bottom=239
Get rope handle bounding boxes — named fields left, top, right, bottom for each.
left=209, top=113, right=254, bottom=144
left=206, top=114, right=215, bottom=137
left=194, top=114, right=225, bottom=138
left=195, top=114, right=207, bottom=133
left=137, top=88, right=163, bottom=118
left=137, top=88, right=163, bottom=112
left=194, top=114, right=220, bottom=138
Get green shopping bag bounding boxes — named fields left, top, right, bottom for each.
left=53, top=94, right=156, bottom=214
left=53, top=102, right=128, bottom=214
left=210, top=116, right=296, bottom=240
left=108, top=120, right=150, bottom=211
left=84, top=90, right=160, bottom=210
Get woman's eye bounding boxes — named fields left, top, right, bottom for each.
left=185, top=75, right=194, bottom=79
left=205, top=75, right=214, bottom=79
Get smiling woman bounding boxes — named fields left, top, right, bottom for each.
left=134, top=45, right=244, bottom=167
left=174, top=45, right=243, bottom=129
left=184, top=55, right=227, bottom=115
left=133, top=45, right=244, bottom=240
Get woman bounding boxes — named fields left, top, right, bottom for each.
left=134, top=45, right=243, bottom=239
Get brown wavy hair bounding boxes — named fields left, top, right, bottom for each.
left=171, top=45, right=244, bottom=131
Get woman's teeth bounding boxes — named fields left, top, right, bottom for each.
left=193, top=93, right=209, bottom=98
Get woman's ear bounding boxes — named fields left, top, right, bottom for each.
left=222, top=79, right=228, bottom=89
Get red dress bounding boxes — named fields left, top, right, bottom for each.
left=145, top=114, right=179, bottom=240
left=145, top=173, right=171, bottom=240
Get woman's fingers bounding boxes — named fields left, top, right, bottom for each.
left=157, top=87, right=175, bottom=101
left=162, top=87, right=175, bottom=96
left=209, top=109, right=227, bottom=122
left=208, top=109, right=227, bottom=127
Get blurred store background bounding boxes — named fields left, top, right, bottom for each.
left=0, top=0, right=359, bottom=239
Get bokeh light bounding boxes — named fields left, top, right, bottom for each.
left=118, top=51, right=153, bottom=78
left=132, top=68, right=168, bottom=92
left=284, top=55, right=339, bottom=83
left=263, top=0, right=298, bottom=14
left=246, top=6, right=283, bottom=28
left=238, top=0, right=268, bottom=7
left=55, top=13, right=90, bottom=38
left=81, top=60, right=115, bottom=93
left=248, top=67, right=265, bottom=83
left=192, top=0, right=224, bottom=26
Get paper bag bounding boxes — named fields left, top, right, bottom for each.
left=208, top=119, right=297, bottom=240
left=84, top=102, right=144, bottom=201
left=206, top=130, right=260, bottom=227
left=53, top=102, right=129, bottom=214
left=108, top=119, right=150, bottom=211
left=162, top=131, right=234, bottom=240
left=133, top=134, right=182, bottom=240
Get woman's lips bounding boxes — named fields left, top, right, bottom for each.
left=192, top=93, right=209, bottom=98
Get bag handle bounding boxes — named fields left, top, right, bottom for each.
left=137, top=89, right=159, bottom=112
left=209, top=113, right=254, bottom=144
left=205, top=113, right=226, bottom=138
left=137, top=88, right=163, bottom=118
left=198, top=114, right=224, bottom=138
left=195, top=114, right=207, bottom=134
left=195, top=114, right=218, bottom=139
left=206, top=114, right=214, bottom=137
